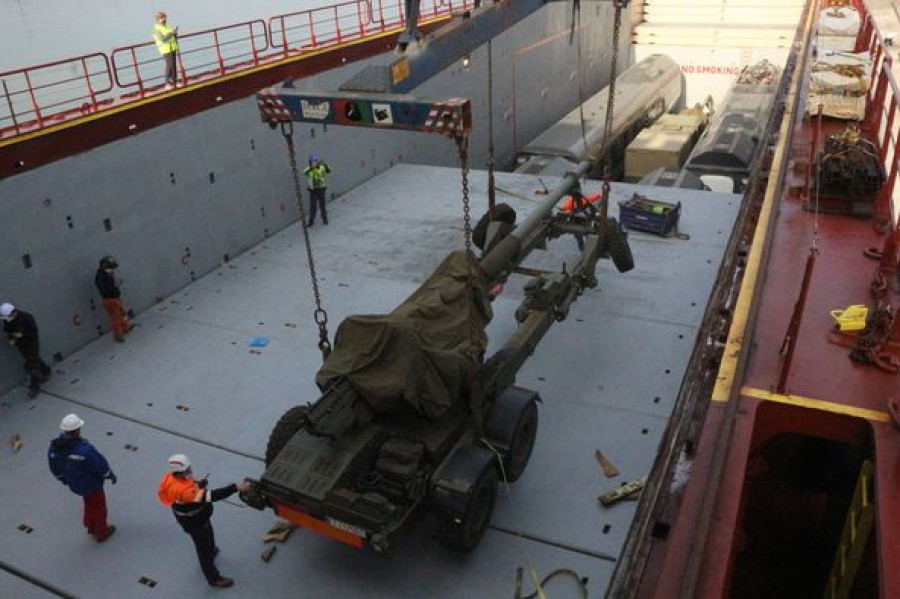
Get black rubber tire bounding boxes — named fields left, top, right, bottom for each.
left=472, top=203, right=517, bottom=251
left=265, top=406, right=308, bottom=467
left=436, top=466, right=498, bottom=552
left=501, top=400, right=538, bottom=483
left=606, top=218, right=635, bottom=273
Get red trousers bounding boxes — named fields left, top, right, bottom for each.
left=102, top=298, right=130, bottom=340
left=83, top=489, right=109, bottom=537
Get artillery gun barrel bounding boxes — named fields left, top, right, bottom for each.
left=478, top=160, right=592, bottom=280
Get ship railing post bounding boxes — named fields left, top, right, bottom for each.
left=249, top=22, right=259, bottom=65
left=334, top=6, right=343, bottom=43
left=22, top=71, right=42, bottom=130
left=1, top=79, right=21, bottom=136
left=81, top=56, right=98, bottom=112
left=213, top=30, right=225, bottom=75
left=309, top=12, right=318, bottom=49
left=130, top=48, right=146, bottom=97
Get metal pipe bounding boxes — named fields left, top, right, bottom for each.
left=776, top=248, right=818, bottom=393
left=479, top=160, right=590, bottom=279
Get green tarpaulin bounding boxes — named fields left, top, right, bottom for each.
left=316, top=251, right=492, bottom=419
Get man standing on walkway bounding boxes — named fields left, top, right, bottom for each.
left=158, top=454, right=249, bottom=588
left=1, top=303, right=52, bottom=398
left=48, top=414, right=117, bottom=542
left=95, top=256, right=132, bottom=343
left=303, top=153, right=331, bottom=226
left=152, top=11, right=180, bottom=89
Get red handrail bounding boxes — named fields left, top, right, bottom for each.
left=0, top=52, right=112, bottom=138
left=111, top=19, right=269, bottom=90
left=0, top=0, right=469, bottom=143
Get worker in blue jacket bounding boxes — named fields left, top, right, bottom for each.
left=48, top=414, right=118, bottom=542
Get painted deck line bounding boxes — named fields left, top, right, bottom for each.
left=737, top=386, right=893, bottom=423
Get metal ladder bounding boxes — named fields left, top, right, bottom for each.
left=823, top=460, right=875, bottom=599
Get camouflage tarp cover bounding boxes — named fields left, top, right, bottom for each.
left=316, top=251, right=492, bottom=419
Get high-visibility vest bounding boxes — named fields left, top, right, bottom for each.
left=152, top=23, right=179, bottom=55
left=560, top=192, right=601, bottom=213
left=304, top=164, right=329, bottom=190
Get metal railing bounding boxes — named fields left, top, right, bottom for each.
left=0, top=0, right=471, bottom=143
left=111, top=20, right=269, bottom=94
left=0, top=53, right=112, bottom=137
left=860, top=8, right=900, bottom=227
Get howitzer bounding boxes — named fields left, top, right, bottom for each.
left=246, top=84, right=634, bottom=554
left=244, top=165, right=634, bottom=555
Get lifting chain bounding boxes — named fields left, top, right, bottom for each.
left=487, top=39, right=497, bottom=220
left=456, top=130, right=486, bottom=438
left=456, top=132, right=473, bottom=257
left=281, top=122, right=332, bottom=360
left=598, top=0, right=626, bottom=220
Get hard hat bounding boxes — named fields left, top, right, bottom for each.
left=0, top=303, right=15, bottom=321
left=308, top=153, right=318, bottom=163
left=167, top=454, right=191, bottom=473
left=60, top=413, right=85, bottom=432
left=99, top=256, right=118, bottom=269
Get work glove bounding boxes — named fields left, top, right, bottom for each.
left=107, top=472, right=118, bottom=485
left=197, top=477, right=209, bottom=490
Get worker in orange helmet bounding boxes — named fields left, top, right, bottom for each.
left=158, top=454, right=250, bottom=588
left=559, top=192, right=602, bottom=250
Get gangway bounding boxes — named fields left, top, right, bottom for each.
left=0, top=0, right=472, bottom=179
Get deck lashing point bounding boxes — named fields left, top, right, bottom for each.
left=138, top=576, right=157, bottom=588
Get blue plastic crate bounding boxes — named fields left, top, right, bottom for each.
left=618, top=195, right=681, bottom=237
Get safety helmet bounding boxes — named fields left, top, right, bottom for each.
left=167, top=454, right=191, bottom=473
left=60, top=413, right=85, bottom=432
left=0, top=303, right=14, bottom=321
left=99, top=256, right=118, bottom=269
left=308, top=153, right=318, bottom=163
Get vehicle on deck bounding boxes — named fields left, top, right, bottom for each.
left=682, top=59, right=782, bottom=193
left=513, top=54, right=682, bottom=178
left=242, top=86, right=636, bottom=550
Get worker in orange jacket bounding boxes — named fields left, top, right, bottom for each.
left=94, top=256, right=133, bottom=342
left=559, top=192, right=601, bottom=250
left=158, top=454, right=249, bottom=589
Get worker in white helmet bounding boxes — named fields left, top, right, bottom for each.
left=48, top=414, right=118, bottom=542
left=1, top=303, right=52, bottom=398
left=157, top=454, right=250, bottom=588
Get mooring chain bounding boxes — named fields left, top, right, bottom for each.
left=281, top=122, right=331, bottom=359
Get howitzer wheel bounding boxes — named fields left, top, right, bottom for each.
left=473, top=203, right=517, bottom=251
left=485, top=391, right=539, bottom=483
left=606, top=218, right=634, bottom=273
left=265, top=405, right=309, bottom=467
left=436, top=465, right=498, bottom=552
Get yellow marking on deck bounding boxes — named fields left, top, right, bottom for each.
left=737, top=386, right=892, bottom=423
left=710, top=0, right=818, bottom=404
left=0, top=15, right=452, bottom=149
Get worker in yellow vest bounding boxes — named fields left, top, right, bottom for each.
left=152, top=12, right=180, bottom=90
left=303, top=153, right=332, bottom=226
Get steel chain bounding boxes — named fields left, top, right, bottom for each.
left=456, top=130, right=485, bottom=437
left=598, top=2, right=624, bottom=220
left=457, top=133, right=473, bottom=256
left=281, top=123, right=331, bottom=359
